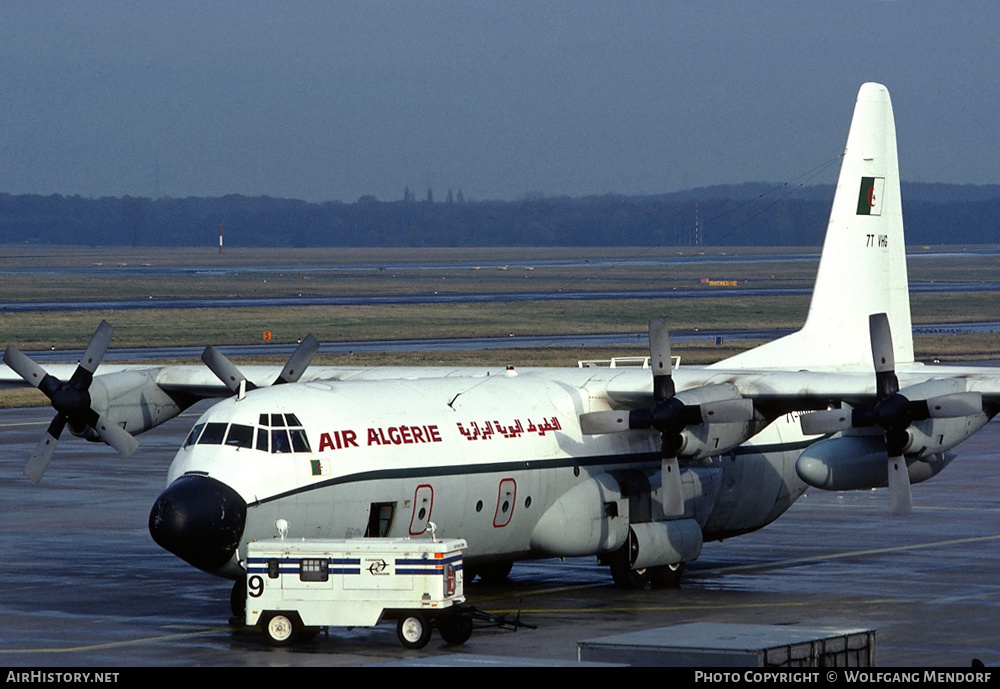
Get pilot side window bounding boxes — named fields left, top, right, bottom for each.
left=183, top=424, right=205, bottom=448
left=271, top=429, right=292, bottom=453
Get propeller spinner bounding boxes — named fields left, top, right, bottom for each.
left=799, top=313, right=982, bottom=515
left=580, top=319, right=753, bottom=516
left=3, top=320, right=138, bottom=482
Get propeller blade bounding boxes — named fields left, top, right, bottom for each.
left=94, top=417, right=139, bottom=458
left=887, top=454, right=913, bottom=516
left=869, top=313, right=899, bottom=397
left=3, top=345, right=49, bottom=389
left=698, top=398, right=754, bottom=424
left=78, top=320, right=113, bottom=374
left=648, top=319, right=674, bottom=401
left=799, top=408, right=854, bottom=435
left=923, top=392, right=983, bottom=419
left=202, top=346, right=257, bottom=395
left=580, top=410, right=630, bottom=435
left=274, top=334, right=319, bottom=385
left=24, top=415, right=66, bottom=482
left=661, top=456, right=685, bottom=516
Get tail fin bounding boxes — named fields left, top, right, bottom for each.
left=714, top=82, right=913, bottom=370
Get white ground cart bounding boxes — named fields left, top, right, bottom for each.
left=245, top=536, right=470, bottom=648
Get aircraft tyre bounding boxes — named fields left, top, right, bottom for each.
left=438, top=609, right=474, bottom=645
left=263, top=612, right=299, bottom=646
left=230, top=579, right=246, bottom=618
left=649, top=562, right=685, bottom=589
left=608, top=543, right=650, bottom=590
left=477, top=560, right=513, bottom=585
left=396, top=612, right=431, bottom=649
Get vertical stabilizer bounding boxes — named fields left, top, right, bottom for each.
left=713, top=82, right=913, bottom=370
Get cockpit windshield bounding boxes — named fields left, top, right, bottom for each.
left=183, top=413, right=311, bottom=454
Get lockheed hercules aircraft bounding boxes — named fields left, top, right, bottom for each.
left=4, top=84, right=997, bottom=612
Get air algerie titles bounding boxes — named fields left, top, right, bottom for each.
left=318, top=425, right=444, bottom=452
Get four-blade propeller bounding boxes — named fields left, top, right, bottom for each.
left=799, top=313, right=982, bottom=515
left=201, top=334, right=320, bottom=397
left=580, top=319, right=753, bottom=516
left=3, top=320, right=138, bottom=482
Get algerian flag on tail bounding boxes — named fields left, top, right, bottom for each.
left=857, top=176, right=885, bottom=216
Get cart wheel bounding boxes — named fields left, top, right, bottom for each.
left=396, top=613, right=431, bottom=649
left=263, top=612, right=298, bottom=646
left=438, top=611, right=474, bottom=645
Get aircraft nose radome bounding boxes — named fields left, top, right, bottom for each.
left=148, top=474, right=246, bottom=573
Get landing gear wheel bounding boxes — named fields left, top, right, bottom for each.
left=263, top=613, right=299, bottom=646
left=230, top=579, right=246, bottom=618
left=477, top=560, right=513, bottom=585
left=608, top=540, right=649, bottom=590
left=396, top=613, right=431, bottom=649
left=438, top=610, right=474, bottom=645
left=650, top=562, right=685, bottom=589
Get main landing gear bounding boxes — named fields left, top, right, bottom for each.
left=604, top=543, right=685, bottom=590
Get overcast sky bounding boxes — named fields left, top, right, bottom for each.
left=1, top=1, right=998, bottom=203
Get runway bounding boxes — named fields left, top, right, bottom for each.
left=1, top=405, right=998, bottom=667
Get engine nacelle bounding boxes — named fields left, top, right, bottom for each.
left=795, top=435, right=956, bottom=491
left=86, top=371, right=188, bottom=438
left=905, top=414, right=988, bottom=458
left=674, top=383, right=755, bottom=460
left=629, top=519, right=703, bottom=570
left=530, top=472, right=629, bottom=557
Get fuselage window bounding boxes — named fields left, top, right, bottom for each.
left=183, top=423, right=205, bottom=448
left=198, top=422, right=228, bottom=445
left=225, top=424, right=254, bottom=449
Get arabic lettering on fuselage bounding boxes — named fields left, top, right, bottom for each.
left=316, top=417, right=562, bottom=452
left=456, top=417, right=562, bottom=441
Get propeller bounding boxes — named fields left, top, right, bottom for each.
left=799, top=313, right=982, bottom=515
left=3, top=320, right=138, bottom=482
left=202, top=334, right=320, bottom=397
left=580, top=319, right=753, bottom=516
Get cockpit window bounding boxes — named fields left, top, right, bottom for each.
left=271, top=429, right=292, bottom=453
left=225, top=424, right=254, bottom=449
left=198, top=422, right=228, bottom=445
left=290, top=428, right=309, bottom=453
left=190, top=413, right=310, bottom=454
left=183, top=423, right=205, bottom=448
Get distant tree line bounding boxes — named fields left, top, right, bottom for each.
left=0, top=183, right=997, bottom=248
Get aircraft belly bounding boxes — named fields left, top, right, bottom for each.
left=702, top=416, right=811, bottom=540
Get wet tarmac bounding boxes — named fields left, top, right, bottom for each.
left=1, top=405, right=998, bottom=667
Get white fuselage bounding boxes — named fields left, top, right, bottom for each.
left=161, top=367, right=813, bottom=579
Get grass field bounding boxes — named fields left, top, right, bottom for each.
left=1, top=244, right=997, bottom=363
